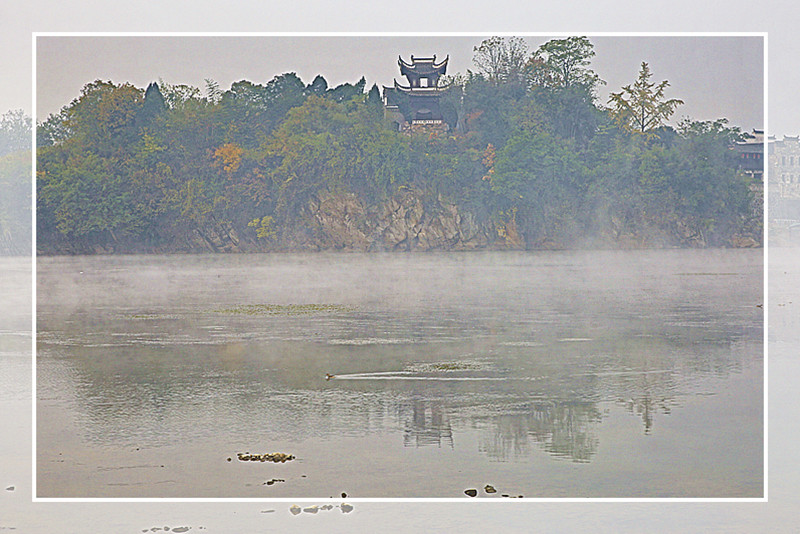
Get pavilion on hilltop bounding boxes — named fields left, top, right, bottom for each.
left=383, top=55, right=453, bottom=131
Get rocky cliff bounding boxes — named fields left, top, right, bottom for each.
left=280, top=188, right=507, bottom=252
left=35, top=187, right=762, bottom=255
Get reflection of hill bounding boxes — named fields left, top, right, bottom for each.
left=477, top=402, right=602, bottom=463
left=402, top=399, right=453, bottom=448
left=37, top=323, right=760, bottom=464
left=617, top=394, right=676, bottom=435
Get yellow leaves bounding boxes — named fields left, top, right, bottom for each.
left=482, top=143, right=496, bottom=181
left=213, top=142, right=244, bottom=177
left=141, top=133, right=165, bottom=155
left=248, top=215, right=276, bottom=240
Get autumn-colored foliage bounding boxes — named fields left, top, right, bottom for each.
left=32, top=37, right=760, bottom=253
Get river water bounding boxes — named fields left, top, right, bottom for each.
left=35, top=249, right=763, bottom=499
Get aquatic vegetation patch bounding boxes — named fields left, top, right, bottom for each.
left=234, top=452, right=295, bottom=463
left=328, top=337, right=416, bottom=346
left=128, top=313, right=181, bottom=320
left=675, top=272, right=738, bottom=276
left=409, top=360, right=488, bottom=372
left=214, top=304, right=355, bottom=316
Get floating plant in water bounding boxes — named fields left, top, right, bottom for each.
left=235, top=452, right=295, bottom=463
left=213, top=304, right=355, bottom=316
left=409, top=360, right=488, bottom=372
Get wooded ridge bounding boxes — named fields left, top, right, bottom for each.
left=25, top=37, right=761, bottom=254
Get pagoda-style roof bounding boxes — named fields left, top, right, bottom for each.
left=397, top=55, right=449, bottom=88
left=398, top=55, right=449, bottom=78
left=383, top=53, right=454, bottom=130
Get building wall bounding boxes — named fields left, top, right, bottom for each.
left=770, top=136, right=800, bottom=198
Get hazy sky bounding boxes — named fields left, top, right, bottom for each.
left=35, top=34, right=763, bottom=132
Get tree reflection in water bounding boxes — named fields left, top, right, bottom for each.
left=402, top=399, right=453, bottom=448
left=477, top=402, right=602, bottom=462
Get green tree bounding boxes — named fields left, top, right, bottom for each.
left=472, top=36, right=529, bottom=85
left=139, top=82, right=167, bottom=125
left=490, top=131, right=583, bottom=242
left=670, top=118, right=751, bottom=244
left=0, top=109, right=32, bottom=254
left=366, top=83, right=383, bottom=116
left=219, top=73, right=307, bottom=147
left=0, top=109, right=31, bottom=156
left=523, top=37, right=605, bottom=146
left=56, top=80, right=144, bottom=156
left=608, top=62, right=684, bottom=135
left=325, top=76, right=367, bottom=103
left=0, top=148, right=31, bottom=254
left=37, top=149, right=144, bottom=243
left=527, top=36, right=604, bottom=94
left=306, top=75, right=329, bottom=96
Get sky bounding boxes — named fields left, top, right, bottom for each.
left=35, top=34, right=764, bottom=132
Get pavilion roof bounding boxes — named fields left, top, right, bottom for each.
left=398, top=55, right=449, bottom=78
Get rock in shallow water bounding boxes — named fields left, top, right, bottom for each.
left=464, top=489, right=478, bottom=497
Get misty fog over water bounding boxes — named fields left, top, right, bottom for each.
left=35, top=249, right=762, bottom=498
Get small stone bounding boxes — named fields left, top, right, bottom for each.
left=303, top=506, right=319, bottom=514
left=289, top=505, right=302, bottom=515
left=464, top=489, right=478, bottom=497
left=341, top=492, right=347, bottom=498
left=484, top=484, right=497, bottom=494
left=5, top=486, right=14, bottom=492
left=340, top=503, right=354, bottom=513
left=226, top=458, right=231, bottom=462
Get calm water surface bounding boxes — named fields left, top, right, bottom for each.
left=36, top=249, right=763, bottom=498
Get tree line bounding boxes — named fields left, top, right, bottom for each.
left=0, top=109, right=32, bottom=255
left=31, top=36, right=761, bottom=253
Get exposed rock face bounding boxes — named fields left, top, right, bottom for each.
left=36, top=187, right=763, bottom=255
left=730, top=234, right=760, bottom=248
left=306, top=192, right=372, bottom=250
left=284, top=188, right=501, bottom=252
left=186, top=220, right=242, bottom=253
